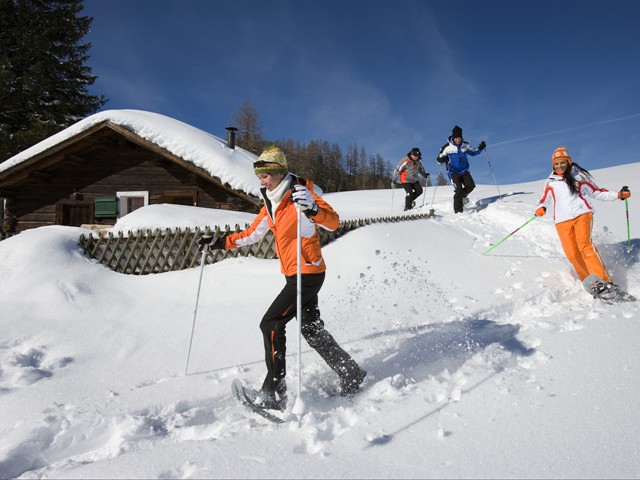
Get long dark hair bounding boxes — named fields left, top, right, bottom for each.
left=563, top=162, right=590, bottom=195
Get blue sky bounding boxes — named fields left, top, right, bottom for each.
left=82, top=0, right=640, bottom=185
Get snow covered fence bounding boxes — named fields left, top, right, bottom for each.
left=78, top=210, right=434, bottom=275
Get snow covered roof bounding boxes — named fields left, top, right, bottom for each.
left=0, top=109, right=261, bottom=197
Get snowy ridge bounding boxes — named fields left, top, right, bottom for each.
left=0, top=165, right=639, bottom=478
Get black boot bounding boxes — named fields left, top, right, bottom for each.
left=255, top=382, right=287, bottom=411
left=275, top=379, right=288, bottom=408
left=404, top=197, right=413, bottom=211
left=303, top=322, right=365, bottom=395
left=339, top=367, right=367, bottom=396
left=258, top=371, right=287, bottom=410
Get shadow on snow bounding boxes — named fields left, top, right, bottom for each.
left=363, top=319, right=530, bottom=384
left=361, top=318, right=533, bottom=447
left=474, top=191, right=532, bottom=211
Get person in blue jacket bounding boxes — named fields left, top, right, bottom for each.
left=436, top=125, right=486, bottom=213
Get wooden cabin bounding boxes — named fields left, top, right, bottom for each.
left=0, top=113, right=261, bottom=236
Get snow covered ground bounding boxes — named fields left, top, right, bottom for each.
left=1, top=163, right=639, bottom=479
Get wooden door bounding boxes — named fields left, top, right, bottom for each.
left=57, top=203, right=93, bottom=226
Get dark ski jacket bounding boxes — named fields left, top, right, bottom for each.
left=437, top=137, right=482, bottom=175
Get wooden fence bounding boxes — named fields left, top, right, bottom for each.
left=78, top=210, right=435, bottom=275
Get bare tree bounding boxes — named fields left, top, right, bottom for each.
left=437, top=169, right=449, bottom=186
left=233, top=103, right=393, bottom=193
left=231, top=101, right=264, bottom=155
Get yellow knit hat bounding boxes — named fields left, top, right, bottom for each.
left=254, top=146, right=288, bottom=175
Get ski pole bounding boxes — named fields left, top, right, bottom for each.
left=185, top=243, right=209, bottom=375
left=625, top=197, right=631, bottom=251
left=420, top=159, right=429, bottom=207
left=429, top=164, right=444, bottom=213
left=484, top=149, right=503, bottom=201
left=482, top=215, right=537, bottom=255
left=421, top=177, right=429, bottom=207
left=390, top=181, right=395, bottom=212
left=291, top=204, right=307, bottom=424
left=296, top=205, right=303, bottom=400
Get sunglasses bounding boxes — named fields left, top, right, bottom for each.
left=253, top=161, right=280, bottom=168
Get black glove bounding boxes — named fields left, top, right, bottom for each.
left=436, top=156, right=447, bottom=164
left=197, top=234, right=226, bottom=251
left=197, top=235, right=213, bottom=251
left=422, top=172, right=430, bottom=179
left=478, top=141, right=486, bottom=151
left=304, top=203, right=319, bottom=217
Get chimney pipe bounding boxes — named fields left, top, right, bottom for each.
left=225, top=126, right=238, bottom=149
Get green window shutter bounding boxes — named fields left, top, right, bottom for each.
left=95, top=196, right=118, bottom=218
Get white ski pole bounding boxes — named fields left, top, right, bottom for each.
left=390, top=181, right=395, bottom=212
left=484, top=149, right=503, bottom=200
left=296, top=206, right=302, bottom=398
left=185, top=243, right=208, bottom=376
left=421, top=182, right=427, bottom=207
left=292, top=204, right=306, bottom=423
left=429, top=164, right=444, bottom=215
left=420, top=160, right=429, bottom=207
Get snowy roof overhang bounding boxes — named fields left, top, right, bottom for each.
left=0, top=110, right=261, bottom=202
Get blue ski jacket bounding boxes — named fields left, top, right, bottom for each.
left=437, top=137, right=482, bottom=175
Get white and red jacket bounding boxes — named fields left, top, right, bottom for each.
left=536, top=166, right=618, bottom=224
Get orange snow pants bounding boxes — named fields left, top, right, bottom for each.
left=555, top=212, right=612, bottom=282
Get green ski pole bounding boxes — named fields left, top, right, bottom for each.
left=483, top=215, right=537, bottom=256
left=625, top=198, right=631, bottom=251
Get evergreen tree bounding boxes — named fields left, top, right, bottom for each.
left=0, top=0, right=107, bottom=162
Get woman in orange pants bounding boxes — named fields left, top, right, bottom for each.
left=535, top=146, right=631, bottom=284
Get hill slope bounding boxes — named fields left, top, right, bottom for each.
left=1, top=164, right=639, bottom=479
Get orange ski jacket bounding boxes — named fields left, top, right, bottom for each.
left=224, top=176, right=339, bottom=276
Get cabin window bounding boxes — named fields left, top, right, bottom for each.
left=162, top=190, right=198, bottom=206
left=117, top=191, right=149, bottom=217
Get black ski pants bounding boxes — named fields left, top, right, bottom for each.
left=401, top=182, right=423, bottom=211
left=450, top=171, right=476, bottom=213
left=259, top=272, right=361, bottom=393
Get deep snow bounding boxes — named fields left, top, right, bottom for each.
left=1, top=164, right=639, bottom=479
